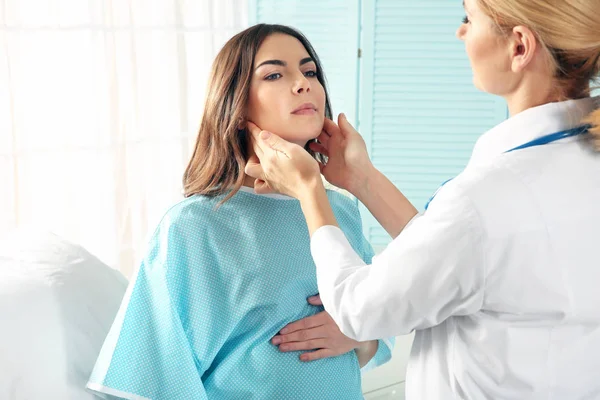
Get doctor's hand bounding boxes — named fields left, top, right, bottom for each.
left=272, top=295, right=369, bottom=363
left=245, top=121, right=322, bottom=199
left=309, top=114, right=374, bottom=196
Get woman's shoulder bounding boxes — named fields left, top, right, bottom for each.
left=149, top=195, right=225, bottom=240
left=326, top=188, right=359, bottom=212
left=165, top=194, right=219, bottom=219
left=141, top=196, right=227, bottom=269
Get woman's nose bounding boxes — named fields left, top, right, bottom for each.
left=293, top=75, right=310, bottom=94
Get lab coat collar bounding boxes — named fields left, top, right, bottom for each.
left=469, top=96, right=600, bottom=165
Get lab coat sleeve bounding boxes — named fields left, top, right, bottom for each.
left=312, top=182, right=486, bottom=341
left=353, top=226, right=395, bottom=372
left=87, top=218, right=209, bottom=400
left=330, top=192, right=396, bottom=370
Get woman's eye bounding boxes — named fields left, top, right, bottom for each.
left=265, top=73, right=282, bottom=81
left=462, top=15, right=470, bottom=24
left=304, top=70, right=317, bottom=78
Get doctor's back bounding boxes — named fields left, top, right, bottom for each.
left=411, top=97, right=600, bottom=399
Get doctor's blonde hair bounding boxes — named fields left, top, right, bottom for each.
left=477, top=0, right=600, bottom=149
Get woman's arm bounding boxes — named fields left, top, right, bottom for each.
left=87, top=218, right=210, bottom=400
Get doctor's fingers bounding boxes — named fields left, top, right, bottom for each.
left=277, top=338, right=328, bottom=353
left=308, top=141, right=329, bottom=158
left=323, top=117, right=343, bottom=139
left=244, top=156, right=264, bottom=180
left=246, top=121, right=269, bottom=157
left=316, top=130, right=330, bottom=146
left=254, top=179, right=274, bottom=194
left=247, top=121, right=293, bottom=158
left=337, top=113, right=357, bottom=138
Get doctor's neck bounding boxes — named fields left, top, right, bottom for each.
left=503, top=77, right=584, bottom=117
left=502, top=58, right=591, bottom=117
left=505, top=87, right=554, bottom=117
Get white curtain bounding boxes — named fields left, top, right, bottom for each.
left=0, top=0, right=248, bottom=278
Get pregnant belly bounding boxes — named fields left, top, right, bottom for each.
left=203, top=341, right=364, bottom=399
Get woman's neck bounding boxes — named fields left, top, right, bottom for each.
left=243, top=174, right=255, bottom=188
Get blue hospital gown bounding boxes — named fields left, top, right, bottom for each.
left=87, top=188, right=392, bottom=400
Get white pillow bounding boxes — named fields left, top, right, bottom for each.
left=0, top=229, right=128, bottom=400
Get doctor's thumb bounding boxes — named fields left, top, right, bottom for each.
left=259, top=130, right=272, bottom=140
left=260, top=131, right=288, bottom=152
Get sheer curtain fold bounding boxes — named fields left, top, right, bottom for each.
left=0, top=0, right=248, bottom=278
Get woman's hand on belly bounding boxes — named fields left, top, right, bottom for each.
left=271, top=295, right=372, bottom=364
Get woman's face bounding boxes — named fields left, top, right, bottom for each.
left=247, top=33, right=326, bottom=147
left=456, top=0, right=513, bottom=96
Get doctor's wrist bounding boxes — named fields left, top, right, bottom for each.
left=298, top=179, right=338, bottom=236
left=348, top=164, right=378, bottom=201
left=297, top=175, right=325, bottom=201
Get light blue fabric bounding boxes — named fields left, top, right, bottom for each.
left=88, top=189, right=392, bottom=400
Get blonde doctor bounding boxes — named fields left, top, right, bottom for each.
left=245, top=0, right=600, bottom=398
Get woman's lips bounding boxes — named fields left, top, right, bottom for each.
left=292, top=108, right=317, bottom=115
left=292, top=102, right=317, bottom=115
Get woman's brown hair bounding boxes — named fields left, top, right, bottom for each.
left=183, top=24, right=332, bottom=202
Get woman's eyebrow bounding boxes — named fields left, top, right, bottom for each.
left=255, top=57, right=314, bottom=71
left=255, top=59, right=286, bottom=70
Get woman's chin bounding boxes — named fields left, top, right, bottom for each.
left=257, top=118, right=322, bottom=144
left=275, top=124, right=322, bottom=144
left=300, top=118, right=324, bottom=136
left=287, top=130, right=320, bottom=143
left=277, top=134, right=319, bottom=147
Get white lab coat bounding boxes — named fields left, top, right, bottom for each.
left=312, top=96, right=600, bottom=399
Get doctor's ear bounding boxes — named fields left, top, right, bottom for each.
left=510, top=25, right=538, bottom=73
